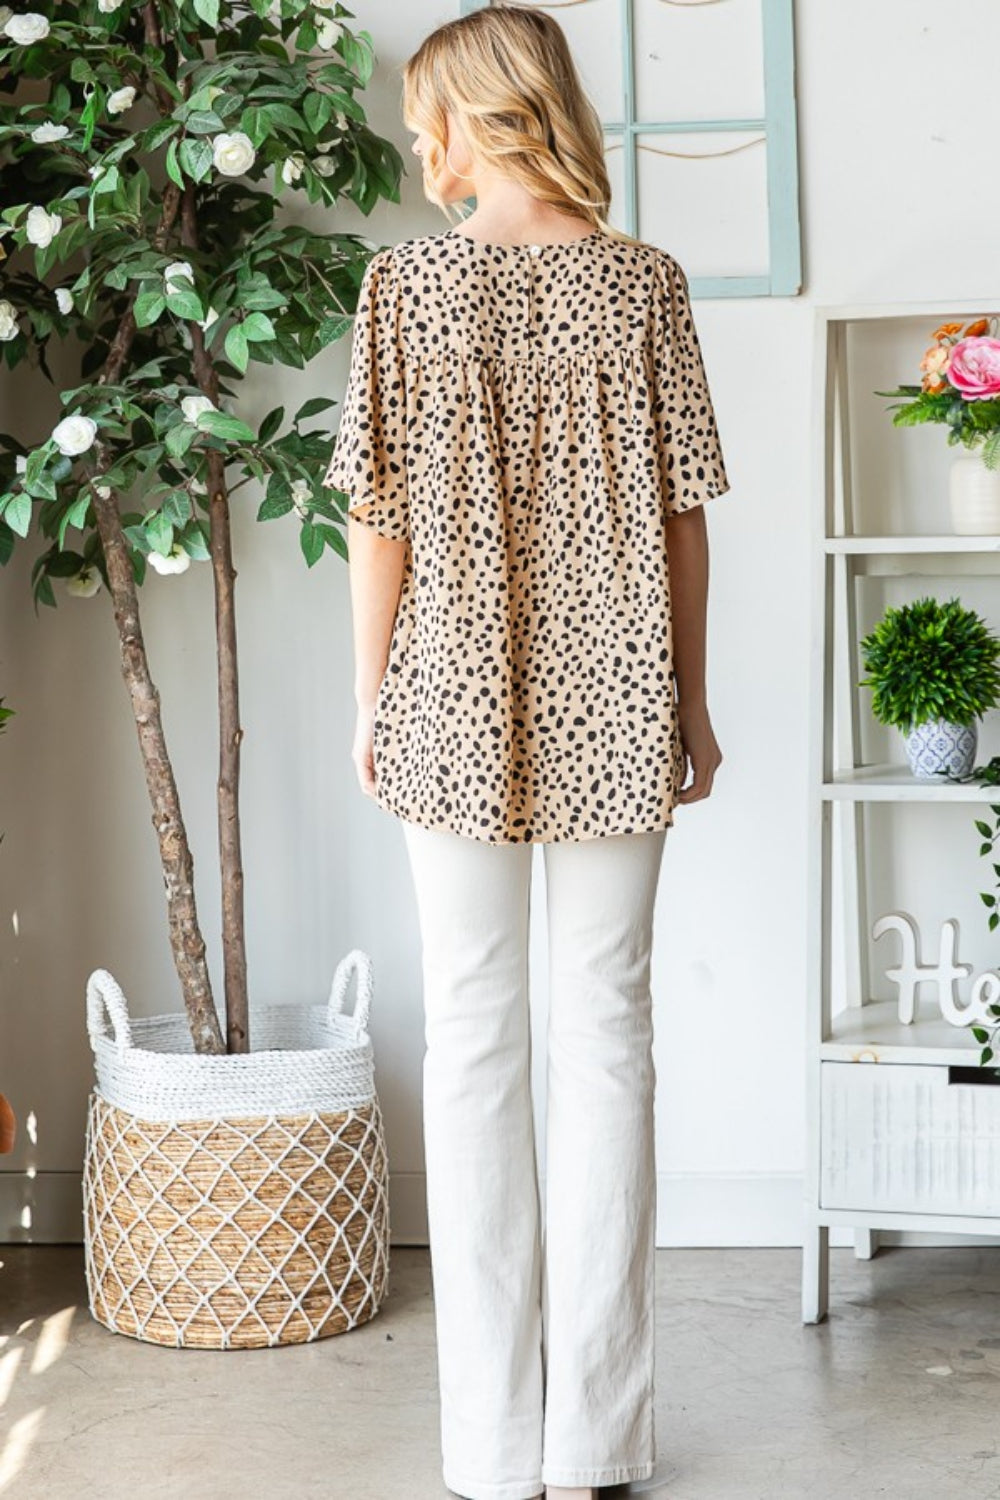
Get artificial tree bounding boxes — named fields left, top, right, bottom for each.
left=0, top=0, right=403, bottom=1053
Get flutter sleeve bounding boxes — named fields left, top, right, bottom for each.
left=651, top=251, right=731, bottom=517
left=321, top=246, right=410, bottom=541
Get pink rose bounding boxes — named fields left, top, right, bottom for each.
left=946, top=336, right=1000, bottom=400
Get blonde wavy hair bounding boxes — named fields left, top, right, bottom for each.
left=401, top=4, right=633, bottom=244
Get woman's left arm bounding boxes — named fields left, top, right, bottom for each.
left=664, top=505, right=723, bottom=803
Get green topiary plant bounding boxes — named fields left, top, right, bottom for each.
left=0, top=1, right=403, bottom=1054
left=859, top=596, right=1000, bottom=732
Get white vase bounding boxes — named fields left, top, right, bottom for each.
left=949, top=452, right=1000, bottom=535
left=904, top=716, right=977, bottom=779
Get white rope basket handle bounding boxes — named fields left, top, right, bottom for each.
left=86, top=968, right=134, bottom=1055
left=327, top=949, right=374, bottom=1041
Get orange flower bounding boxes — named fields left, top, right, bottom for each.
left=964, top=318, right=989, bottom=337
left=920, top=344, right=950, bottom=377
left=931, top=322, right=963, bottom=340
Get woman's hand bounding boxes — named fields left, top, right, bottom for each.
left=675, top=698, right=723, bottom=804
left=352, top=698, right=377, bottom=798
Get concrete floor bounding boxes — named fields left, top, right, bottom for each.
left=2, top=1244, right=1000, bottom=1498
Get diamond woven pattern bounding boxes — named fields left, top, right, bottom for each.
left=82, top=1089, right=390, bottom=1349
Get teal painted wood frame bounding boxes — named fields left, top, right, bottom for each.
left=457, top=0, right=802, bottom=298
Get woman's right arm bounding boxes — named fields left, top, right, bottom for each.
left=348, top=521, right=406, bottom=796
left=664, top=504, right=722, bottom=804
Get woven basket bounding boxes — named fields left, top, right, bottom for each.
left=82, top=949, right=390, bottom=1350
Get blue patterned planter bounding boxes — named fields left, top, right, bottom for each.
left=904, top=717, right=977, bottom=779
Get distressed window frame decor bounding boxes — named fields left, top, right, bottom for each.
left=458, top=0, right=802, bottom=299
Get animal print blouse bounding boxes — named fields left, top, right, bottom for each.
left=322, top=227, right=731, bottom=843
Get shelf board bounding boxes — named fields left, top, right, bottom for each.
left=823, top=998, right=993, bottom=1065
left=823, top=764, right=1000, bottom=801
left=825, top=535, right=1000, bottom=554
left=817, top=298, right=996, bottom=323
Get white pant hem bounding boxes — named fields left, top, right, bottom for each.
left=443, top=1469, right=542, bottom=1500
left=541, top=1460, right=656, bottom=1485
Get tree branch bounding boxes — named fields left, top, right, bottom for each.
left=180, top=180, right=249, bottom=1056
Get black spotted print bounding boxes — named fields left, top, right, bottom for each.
left=322, top=227, right=731, bottom=844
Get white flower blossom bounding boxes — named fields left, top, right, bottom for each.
left=25, top=205, right=62, bottom=248
left=148, top=544, right=191, bottom=575
left=315, top=15, right=342, bottom=49
left=281, top=154, right=304, bottom=186
left=333, top=111, right=349, bottom=131
left=312, top=154, right=336, bottom=178
left=181, top=394, right=215, bottom=424
left=97, top=0, right=126, bottom=12
left=2, top=12, right=50, bottom=44
left=15, top=454, right=27, bottom=475
left=211, top=132, right=256, bottom=178
left=107, top=85, right=136, bottom=116
left=92, top=481, right=112, bottom=499
left=55, top=287, right=73, bottom=314
left=66, top=567, right=102, bottom=598
left=88, top=163, right=103, bottom=180
left=198, top=306, right=219, bottom=332
left=290, top=479, right=311, bottom=517
left=163, top=259, right=195, bottom=294
left=51, top=413, right=98, bottom=457
left=30, top=121, right=69, bottom=143
left=0, top=300, right=19, bottom=342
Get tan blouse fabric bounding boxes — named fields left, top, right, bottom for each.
left=322, top=227, right=731, bottom=844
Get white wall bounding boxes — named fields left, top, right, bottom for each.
left=1, top=0, right=997, bottom=1245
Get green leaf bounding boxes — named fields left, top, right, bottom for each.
left=144, top=119, right=180, bottom=151
left=146, top=511, right=174, bottom=555
left=304, top=91, right=333, bottom=135
left=58, top=494, right=92, bottom=549
left=164, top=422, right=198, bottom=460
left=299, top=520, right=324, bottom=566
left=164, top=288, right=206, bottom=322
left=179, top=524, right=211, bottom=560
left=165, top=137, right=185, bottom=188
left=183, top=109, right=226, bottom=135
left=242, top=312, right=275, bottom=342
left=315, top=521, right=346, bottom=560
left=263, top=104, right=304, bottom=132
left=25, top=469, right=56, bottom=502
left=258, top=405, right=285, bottom=444
left=316, top=315, right=352, bottom=350
left=193, top=0, right=220, bottom=25
left=224, top=324, right=250, bottom=373
left=196, top=410, right=257, bottom=443
left=179, top=137, right=213, bottom=183
left=241, top=107, right=270, bottom=147
left=257, top=493, right=294, bottom=521
left=5, top=492, right=31, bottom=538
left=162, top=490, right=192, bottom=527
left=135, top=287, right=167, bottom=327
left=295, top=396, right=336, bottom=422
left=92, top=163, right=120, bottom=198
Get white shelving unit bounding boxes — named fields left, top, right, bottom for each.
left=803, top=297, right=1000, bottom=1324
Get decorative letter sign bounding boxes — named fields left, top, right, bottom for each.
left=873, top=911, right=1000, bottom=1028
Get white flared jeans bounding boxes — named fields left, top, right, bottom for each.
left=401, top=818, right=668, bottom=1500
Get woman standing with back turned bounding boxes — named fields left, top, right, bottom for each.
left=322, top=7, right=731, bottom=1498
